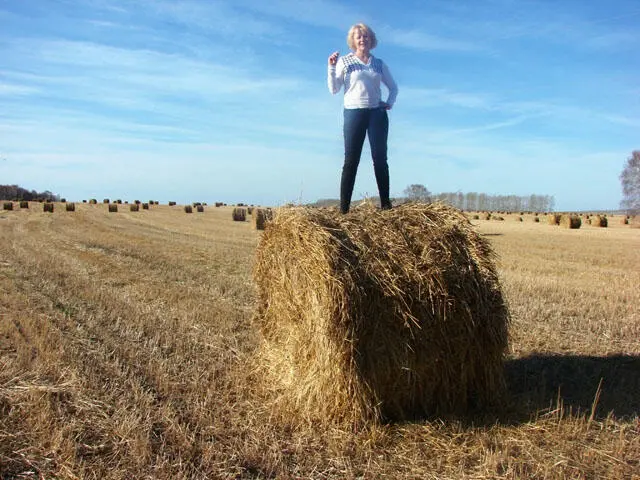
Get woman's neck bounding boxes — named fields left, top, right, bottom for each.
left=355, top=48, right=370, bottom=63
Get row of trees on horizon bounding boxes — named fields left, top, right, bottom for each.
left=0, top=184, right=60, bottom=202
left=402, top=184, right=556, bottom=213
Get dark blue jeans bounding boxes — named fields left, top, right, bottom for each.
left=341, top=107, right=390, bottom=213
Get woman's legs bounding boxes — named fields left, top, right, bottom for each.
left=368, top=108, right=391, bottom=209
left=341, top=108, right=368, bottom=213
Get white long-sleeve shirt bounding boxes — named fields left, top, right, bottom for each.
left=328, top=52, right=398, bottom=109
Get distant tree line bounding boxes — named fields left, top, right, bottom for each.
left=620, top=150, right=639, bottom=215
left=403, top=184, right=555, bottom=212
left=431, top=192, right=555, bottom=212
left=0, top=184, right=61, bottom=202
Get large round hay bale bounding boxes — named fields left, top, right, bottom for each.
left=43, top=203, right=54, bottom=213
left=19, top=201, right=29, bottom=209
left=253, top=208, right=273, bottom=230
left=559, top=214, right=581, bottom=229
left=548, top=214, right=561, bottom=225
left=108, top=204, right=118, bottom=213
left=233, top=207, right=246, bottom=221
left=184, top=205, right=193, bottom=213
left=3, top=202, right=13, bottom=211
left=253, top=202, right=510, bottom=426
left=591, top=215, right=607, bottom=227
left=130, top=204, right=139, bottom=212
left=65, top=202, right=76, bottom=212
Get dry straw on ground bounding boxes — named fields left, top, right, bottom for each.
left=253, top=202, right=510, bottom=427
left=560, top=214, right=581, bottom=229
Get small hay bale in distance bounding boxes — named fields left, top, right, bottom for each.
left=103, top=198, right=110, bottom=204
left=3, top=202, right=13, bottom=211
left=19, top=201, right=29, bottom=209
left=215, top=202, right=223, bottom=207
left=196, top=205, right=204, bottom=213
left=142, top=203, right=149, bottom=210
left=254, top=202, right=510, bottom=427
left=43, top=203, right=54, bottom=213
left=621, top=216, right=629, bottom=225
left=89, top=199, right=97, bottom=204
left=65, top=202, right=76, bottom=212
left=232, top=207, right=246, bottom=221
left=548, top=214, right=561, bottom=225
left=108, top=204, right=118, bottom=213
left=130, top=204, right=139, bottom=212
left=184, top=205, right=193, bottom=213
left=169, top=201, right=177, bottom=206
left=559, top=214, right=581, bottom=229
left=534, top=216, right=540, bottom=223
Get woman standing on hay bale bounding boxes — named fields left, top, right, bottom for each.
left=328, top=23, right=398, bottom=214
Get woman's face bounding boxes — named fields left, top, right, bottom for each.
left=353, top=29, right=370, bottom=50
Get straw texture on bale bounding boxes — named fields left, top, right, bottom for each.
left=253, top=202, right=510, bottom=427
left=233, top=208, right=246, bottom=221
left=559, top=214, right=581, bottom=229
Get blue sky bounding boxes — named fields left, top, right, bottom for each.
left=1, top=0, right=638, bottom=210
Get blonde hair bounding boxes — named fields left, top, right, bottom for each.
left=347, top=23, right=378, bottom=50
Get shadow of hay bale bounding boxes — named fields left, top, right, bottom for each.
left=505, top=354, right=640, bottom=420
left=253, top=202, right=510, bottom=427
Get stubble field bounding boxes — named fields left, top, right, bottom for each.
left=0, top=203, right=638, bottom=479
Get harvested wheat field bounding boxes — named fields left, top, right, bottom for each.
left=1, top=203, right=639, bottom=479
